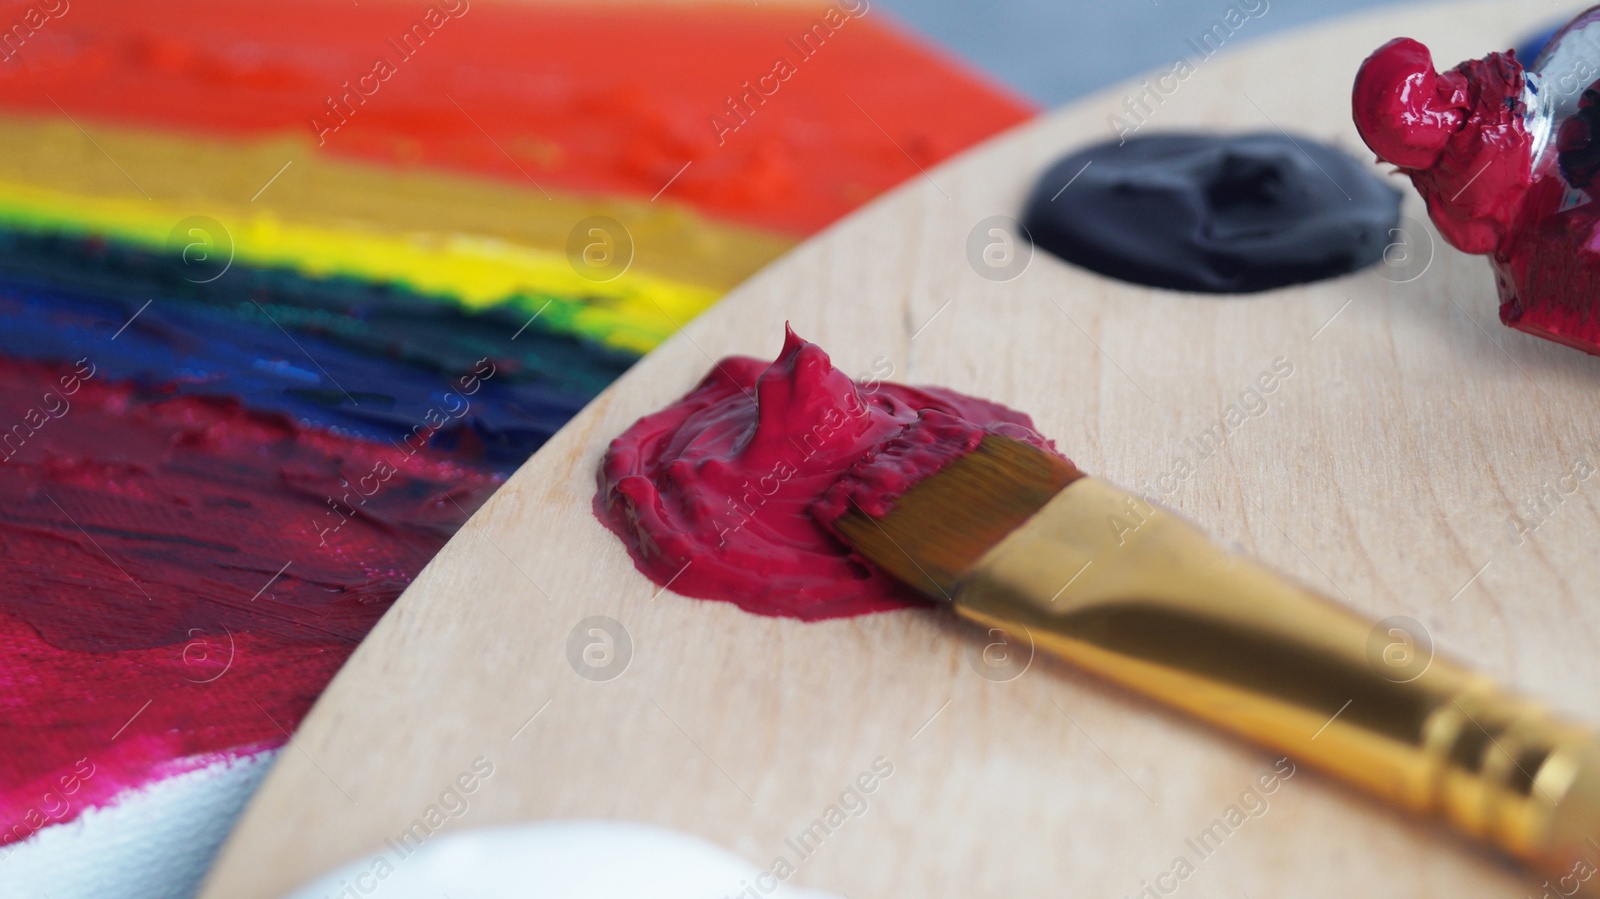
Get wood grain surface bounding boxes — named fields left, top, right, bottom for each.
left=203, top=3, right=1600, bottom=895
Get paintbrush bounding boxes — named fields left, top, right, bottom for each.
left=819, top=431, right=1600, bottom=897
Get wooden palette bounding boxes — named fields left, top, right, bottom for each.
left=204, top=3, right=1600, bottom=895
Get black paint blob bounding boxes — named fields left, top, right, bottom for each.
left=1021, top=133, right=1402, bottom=293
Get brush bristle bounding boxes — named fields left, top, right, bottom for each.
left=825, top=436, right=1084, bottom=600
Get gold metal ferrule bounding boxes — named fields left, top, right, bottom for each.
left=955, top=477, right=1600, bottom=894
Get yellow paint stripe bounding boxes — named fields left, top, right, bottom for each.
left=0, top=115, right=794, bottom=352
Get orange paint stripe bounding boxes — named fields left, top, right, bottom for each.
left=0, top=0, right=1035, bottom=235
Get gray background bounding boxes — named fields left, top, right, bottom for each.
left=876, top=0, right=1581, bottom=107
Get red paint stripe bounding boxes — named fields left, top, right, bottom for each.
left=0, top=0, right=1034, bottom=235
left=0, top=358, right=501, bottom=842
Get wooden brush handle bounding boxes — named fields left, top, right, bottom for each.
left=954, top=477, right=1600, bottom=895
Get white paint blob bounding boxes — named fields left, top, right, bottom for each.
left=283, top=820, right=845, bottom=899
